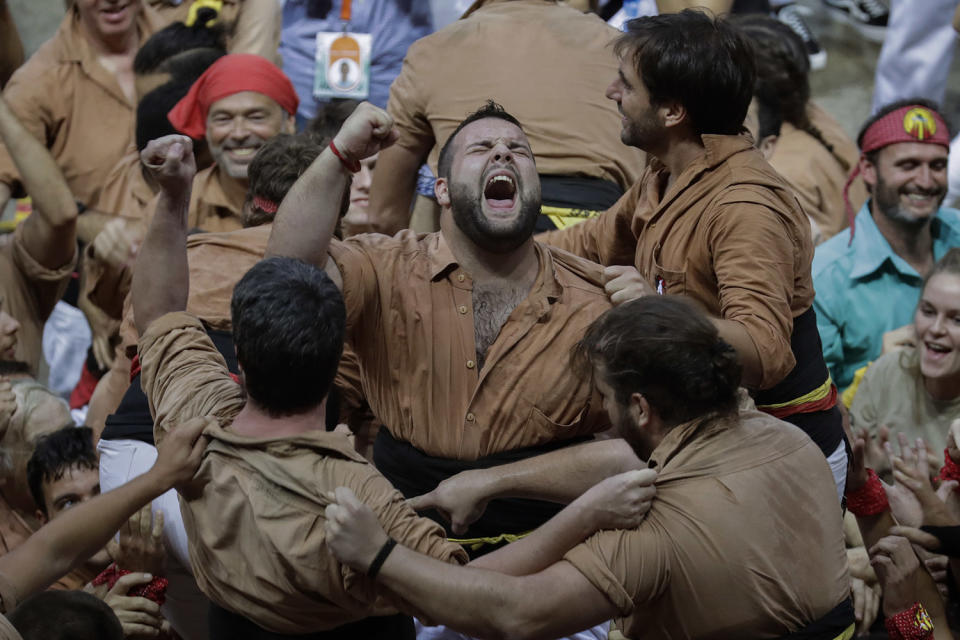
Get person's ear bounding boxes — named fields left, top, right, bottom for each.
left=35, top=508, right=48, bottom=526
left=660, top=100, right=687, bottom=130
left=435, top=177, right=450, bottom=207
left=759, top=134, right=778, bottom=161
left=860, top=155, right=878, bottom=189
left=283, top=114, right=296, bottom=135
left=629, top=392, right=651, bottom=429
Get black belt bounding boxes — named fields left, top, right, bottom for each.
left=779, top=599, right=855, bottom=640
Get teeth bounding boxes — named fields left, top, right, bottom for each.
left=928, top=343, right=951, bottom=353
left=489, top=175, right=514, bottom=186
left=230, top=148, right=256, bottom=157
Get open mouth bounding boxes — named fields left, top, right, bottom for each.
left=226, top=147, right=259, bottom=161
left=925, top=341, right=953, bottom=358
left=101, top=3, right=131, bottom=23
left=483, top=173, right=517, bottom=211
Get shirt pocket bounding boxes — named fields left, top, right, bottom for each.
left=652, top=254, right=686, bottom=296
left=526, top=405, right=590, bottom=442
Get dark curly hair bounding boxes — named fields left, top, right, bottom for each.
left=573, top=296, right=741, bottom=426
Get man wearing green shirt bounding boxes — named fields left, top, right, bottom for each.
left=813, top=98, right=960, bottom=390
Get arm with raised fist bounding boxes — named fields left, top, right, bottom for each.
left=266, top=102, right=398, bottom=275
left=131, top=135, right=196, bottom=335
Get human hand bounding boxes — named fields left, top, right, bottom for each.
left=869, top=535, right=923, bottom=618
left=0, top=377, right=14, bottom=444
left=923, top=554, right=950, bottom=599
left=882, top=324, right=917, bottom=355
left=331, top=102, right=398, bottom=166
left=861, top=425, right=891, bottom=478
left=948, top=419, right=960, bottom=464
left=572, top=469, right=657, bottom=533
left=850, top=575, right=881, bottom=636
left=103, top=572, right=164, bottom=638
left=847, top=546, right=877, bottom=583
left=887, top=434, right=956, bottom=527
left=324, top=487, right=389, bottom=572
left=149, top=417, right=209, bottom=492
left=109, top=506, right=166, bottom=577
left=92, top=218, right=141, bottom=270
left=141, top=135, right=197, bottom=197
left=602, top=266, right=655, bottom=305
left=846, top=429, right=870, bottom=494
left=407, top=470, right=493, bottom=536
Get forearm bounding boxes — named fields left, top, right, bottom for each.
left=131, top=189, right=190, bottom=334
left=266, top=147, right=349, bottom=265
left=76, top=210, right=119, bottom=245
left=469, top=499, right=593, bottom=575
left=712, top=318, right=764, bottom=389
left=2, top=467, right=168, bottom=601
left=0, top=97, right=75, bottom=229
left=477, top=439, right=642, bottom=504
left=378, top=545, right=529, bottom=638
left=367, top=144, right=420, bottom=235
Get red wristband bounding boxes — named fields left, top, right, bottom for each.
left=884, top=602, right=934, bottom=640
left=92, top=563, right=169, bottom=606
left=845, top=468, right=889, bottom=516
left=329, top=140, right=360, bottom=173
left=937, top=447, right=960, bottom=485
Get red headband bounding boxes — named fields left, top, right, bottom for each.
left=168, top=54, right=299, bottom=139
left=843, top=105, right=950, bottom=244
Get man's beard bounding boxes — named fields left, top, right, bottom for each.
left=873, top=172, right=945, bottom=228
left=616, top=409, right=656, bottom=460
left=449, top=181, right=540, bottom=254
left=620, top=105, right=666, bottom=151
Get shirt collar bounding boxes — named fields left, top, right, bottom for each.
left=197, top=165, right=245, bottom=217
left=429, top=232, right=563, bottom=301
left=647, top=413, right=731, bottom=473
left=848, top=202, right=955, bottom=280
left=648, top=134, right=756, bottom=201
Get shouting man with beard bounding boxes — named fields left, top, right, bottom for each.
left=812, top=98, right=960, bottom=390
left=267, top=101, right=650, bottom=577
left=322, top=296, right=853, bottom=640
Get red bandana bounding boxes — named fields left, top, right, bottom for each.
left=843, top=105, right=950, bottom=244
left=168, top=54, right=299, bottom=139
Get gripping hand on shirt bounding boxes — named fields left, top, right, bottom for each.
left=140, top=135, right=197, bottom=200
left=602, top=266, right=656, bottom=305
left=324, top=487, right=390, bottom=573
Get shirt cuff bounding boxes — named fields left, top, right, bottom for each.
left=563, top=543, right=634, bottom=616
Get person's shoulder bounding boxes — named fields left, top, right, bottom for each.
left=543, top=244, right=608, bottom=297
left=812, top=229, right=855, bottom=278
left=935, top=206, right=960, bottom=232
left=862, top=349, right=915, bottom=385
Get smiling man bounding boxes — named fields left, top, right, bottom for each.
left=164, top=53, right=298, bottom=232
left=812, top=98, right=960, bottom=391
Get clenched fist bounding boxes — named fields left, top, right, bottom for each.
left=331, top=102, right=398, bottom=169
left=140, top=135, right=197, bottom=197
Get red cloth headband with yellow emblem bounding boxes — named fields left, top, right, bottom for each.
left=843, top=105, right=950, bottom=243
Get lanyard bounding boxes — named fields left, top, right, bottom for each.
left=341, top=0, right=351, bottom=22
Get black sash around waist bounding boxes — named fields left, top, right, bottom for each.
left=754, top=306, right=844, bottom=457
left=535, top=175, right=624, bottom=232
left=779, top=599, right=854, bottom=640
left=374, top=428, right=591, bottom=541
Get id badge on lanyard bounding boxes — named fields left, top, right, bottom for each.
left=313, top=0, right=372, bottom=100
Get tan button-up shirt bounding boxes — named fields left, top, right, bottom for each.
left=91, top=147, right=155, bottom=220
left=328, top=231, right=611, bottom=460
left=542, top=135, right=814, bottom=389
left=0, top=225, right=77, bottom=375
left=769, top=103, right=867, bottom=243
left=564, top=410, right=849, bottom=639
left=139, top=312, right=466, bottom=634
left=387, top=0, right=644, bottom=191
left=0, top=8, right=162, bottom=206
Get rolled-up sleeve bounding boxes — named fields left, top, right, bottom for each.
left=706, top=196, right=798, bottom=389
left=138, top=312, right=245, bottom=443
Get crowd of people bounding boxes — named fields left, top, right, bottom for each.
left=1, top=0, right=960, bottom=639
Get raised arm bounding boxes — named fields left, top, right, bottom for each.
left=0, top=417, right=207, bottom=605
left=131, top=135, right=196, bottom=335
left=409, top=438, right=643, bottom=535
left=266, top=102, right=398, bottom=267
left=0, top=95, right=76, bottom=269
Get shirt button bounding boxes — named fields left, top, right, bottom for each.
left=457, top=274, right=465, bottom=282
left=458, top=305, right=467, bottom=314
left=466, top=360, right=475, bottom=369
left=466, top=413, right=475, bottom=422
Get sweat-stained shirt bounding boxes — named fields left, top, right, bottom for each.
left=327, top=231, right=612, bottom=460
left=139, top=312, right=467, bottom=634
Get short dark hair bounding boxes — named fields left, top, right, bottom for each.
left=134, top=12, right=226, bottom=75
left=305, top=99, right=362, bottom=143
left=136, top=81, right=192, bottom=151
left=573, top=296, right=741, bottom=426
left=27, top=426, right=97, bottom=517
left=159, top=47, right=226, bottom=86
left=615, top=10, right=755, bottom=136
left=231, top=257, right=346, bottom=417
left=9, top=590, right=124, bottom=640
left=859, top=97, right=951, bottom=165
left=437, top=100, right=525, bottom=179
left=0, top=360, right=30, bottom=376
left=755, top=95, right=782, bottom=141
left=246, top=134, right=327, bottom=227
